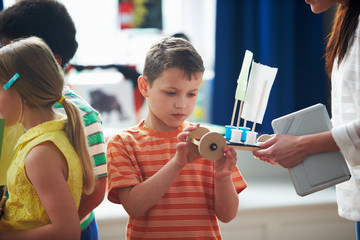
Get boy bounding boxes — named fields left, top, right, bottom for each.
left=107, top=37, right=247, bottom=239
left=0, top=1, right=107, bottom=239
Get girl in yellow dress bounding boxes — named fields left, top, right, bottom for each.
left=0, top=36, right=95, bottom=240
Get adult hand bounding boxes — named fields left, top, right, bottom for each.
left=252, top=134, right=308, bottom=168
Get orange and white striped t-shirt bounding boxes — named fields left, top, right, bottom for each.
left=107, top=121, right=247, bottom=239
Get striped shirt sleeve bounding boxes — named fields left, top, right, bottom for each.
left=55, top=87, right=107, bottom=178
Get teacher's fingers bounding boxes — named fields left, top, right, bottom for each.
left=257, top=134, right=277, bottom=148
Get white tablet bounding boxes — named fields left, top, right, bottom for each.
left=271, top=103, right=351, bottom=196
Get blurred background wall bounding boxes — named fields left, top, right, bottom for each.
left=2, top=0, right=335, bottom=135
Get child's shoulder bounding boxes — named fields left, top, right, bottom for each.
left=108, top=121, right=196, bottom=143
left=107, top=121, right=151, bottom=143
left=108, top=125, right=140, bottom=140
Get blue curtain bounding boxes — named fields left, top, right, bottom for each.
left=212, top=0, right=328, bottom=134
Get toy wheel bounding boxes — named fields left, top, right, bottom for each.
left=199, top=132, right=226, bottom=161
left=186, top=127, right=210, bottom=156
left=257, top=134, right=272, bottom=142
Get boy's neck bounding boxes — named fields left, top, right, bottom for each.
left=144, top=117, right=182, bottom=132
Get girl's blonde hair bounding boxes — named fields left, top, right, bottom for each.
left=0, top=36, right=95, bottom=194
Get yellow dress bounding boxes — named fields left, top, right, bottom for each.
left=0, top=123, right=24, bottom=185
left=0, top=119, right=83, bottom=231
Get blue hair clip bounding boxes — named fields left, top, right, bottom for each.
left=3, top=73, right=20, bottom=90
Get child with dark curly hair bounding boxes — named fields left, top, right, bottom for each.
left=0, top=1, right=107, bottom=239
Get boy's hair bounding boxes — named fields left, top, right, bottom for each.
left=143, top=37, right=204, bottom=85
left=0, top=0, right=78, bottom=68
left=0, top=37, right=94, bottom=194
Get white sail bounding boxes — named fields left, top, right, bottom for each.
left=241, top=61, right=278, bottom=124
left=235, top=50, right=253, bottom=100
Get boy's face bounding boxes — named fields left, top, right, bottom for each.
left=142, top=67, right=203, bottom=131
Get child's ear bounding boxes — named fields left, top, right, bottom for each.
left=138, top=76, right=149, bottom=97
left=54, top=54, right=62, bottom=66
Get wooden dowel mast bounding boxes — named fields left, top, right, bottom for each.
left=252, top=121, right=256, bottom=132
left=230, top=99, right=238, bottom=126
left=236, top=100, right=244, bottom=129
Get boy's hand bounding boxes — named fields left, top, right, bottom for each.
left=214, top=146, right=237, bottom=179
left=174, top=124, right=202, bottom=168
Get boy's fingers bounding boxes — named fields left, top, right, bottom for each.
left=178, top=131, right=190, bottom=142
left=183, top=124, right=199, bottom=132
left=223, top=146, right=236, bottom=158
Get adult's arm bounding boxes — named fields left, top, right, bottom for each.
left=331, top=119, right=360, bottom=167
left=253, top=130, right=339, bottom=168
